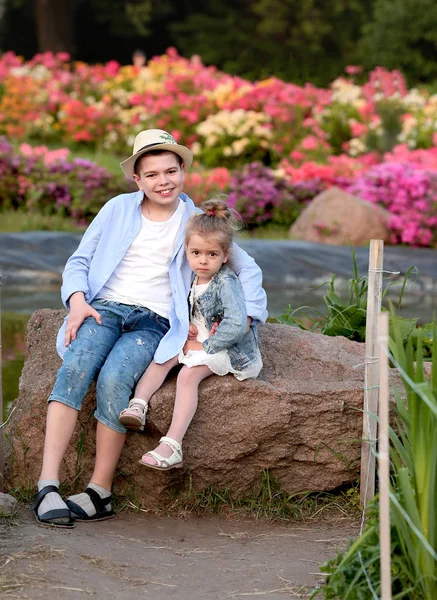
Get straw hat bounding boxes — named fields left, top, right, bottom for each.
left=120, top=129, right=193, bottom=180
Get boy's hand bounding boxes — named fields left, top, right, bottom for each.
left=65, top=292, right=102, bottom=346
left=188, top=323, right=198, bottom=340
left=183, top=340, right=203, bottom=354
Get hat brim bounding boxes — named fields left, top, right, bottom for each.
left=120, top=143, right=193, bottom=180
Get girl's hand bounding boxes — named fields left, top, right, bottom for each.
left=65, top=292, right=102, bottom=347
left=188, top=323, right=198, bottom=340
left=209, top=321, right=219, bottom=336
left=183, top=340, right=203, bottom=354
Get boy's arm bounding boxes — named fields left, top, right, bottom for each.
left=229, top=242, right=268, bottom=324
left=202, top=277, right=247, bottom=354
left=61, top=202, right=111, bottom=308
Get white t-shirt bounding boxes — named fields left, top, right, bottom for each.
left=99, top=200, right=186, bottom=318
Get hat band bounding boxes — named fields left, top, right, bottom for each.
left=136, top=142, right=171, bottom=154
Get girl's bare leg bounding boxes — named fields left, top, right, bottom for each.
left=134, top=356, right=179, bottom=400
left=141, top=364, right=212, bottom=465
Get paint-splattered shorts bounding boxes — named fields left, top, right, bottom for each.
left=48, top=299, right=170, bottom=433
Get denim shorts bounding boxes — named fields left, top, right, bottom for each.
left=48, top=300, right=170, bottom=433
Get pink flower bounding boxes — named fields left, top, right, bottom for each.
left=301, top=135, right=319, bottom=151
left=350, top=122, right=367, bottom=137
left=290, top=150, right=304, bottom=162
left=345, top=65, right=363, bottom=75
left=19, top=143, right=33, bottom=157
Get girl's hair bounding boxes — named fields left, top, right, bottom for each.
left=185, top=197, right=243, bottom=253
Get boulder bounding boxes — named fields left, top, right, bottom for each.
left=6, top=309, right=376, bottom=507
left=289, top=186, right=392, bottom=246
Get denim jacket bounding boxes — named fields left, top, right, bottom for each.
left=56, top=191, right=268, bottom=362
left=197, top=265, right=261, bottom=373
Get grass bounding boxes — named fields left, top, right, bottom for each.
left=0, top=209, right=291, bottom=238
left=114, top=470, right=361, bottom=523
left=8, top=476, right=361, bottom=523
left=0, top=209, right=86, bottom=233
left=238, top=224, right=290, bottom=240
left=68, top=147, right=126, bottom=180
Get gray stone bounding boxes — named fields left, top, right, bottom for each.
left=0, top=492, right=18, bottom=516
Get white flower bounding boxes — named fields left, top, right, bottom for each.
left=402, top=88, right=427, bottom=109
left=348, top=138, right=366, bottom=157
left=191, top=142, right=202, bottom=155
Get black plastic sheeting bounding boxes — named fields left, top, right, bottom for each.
left=0, top=232, right=436, bottom=284
left=1, top=232, right=437, bottom=319
left=0, top=232, right=83, bottom=278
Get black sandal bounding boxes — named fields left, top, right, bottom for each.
left=30, top=485, right=75, bottom=528
left=66, top=487, right=115, bottom=522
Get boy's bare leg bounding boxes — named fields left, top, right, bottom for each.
left=36, top=401, right=78, bottom=522
left=40, top=401, right=79, bottom=480
left=66, top=422, right=126, bottom=519
left=141, top=364, right=212, bottom=465
left=91, top=423, right=126, bottom=490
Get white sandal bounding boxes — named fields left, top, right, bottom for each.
left=118, top=398, right=149, bottom=431
left=138, top=436, right=183, bottom=471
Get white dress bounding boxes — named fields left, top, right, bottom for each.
left=178, top=280, right=263, bottom=381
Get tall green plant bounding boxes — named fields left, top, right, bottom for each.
left=313, top=314, right=437, bottom=599
left=277, top=246, right=417, bottom=344
left=387, top=316, right=437, bottom=598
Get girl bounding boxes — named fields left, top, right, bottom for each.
left=119, top=198, right=263, bottom=470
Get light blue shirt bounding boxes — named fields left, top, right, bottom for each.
left=56, top=191, right=268, bottom=363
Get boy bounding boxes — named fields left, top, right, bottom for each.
left=31, top=129, right=268, bottom=527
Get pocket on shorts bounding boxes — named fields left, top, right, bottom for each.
left=154, top=313, right=170, bottom=333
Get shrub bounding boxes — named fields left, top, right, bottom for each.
left=348, top=162, right=437, bottom=246
left=227, top=162, right=323, bottom=228
left=0, top=138, right=125, bottom=222
left=183, top=166, right=232, bottom=205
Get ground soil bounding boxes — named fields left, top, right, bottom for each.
left=1, top=507, right=359, bottom=599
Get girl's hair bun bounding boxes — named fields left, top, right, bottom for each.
left=185, top=195, right=243, bottom=252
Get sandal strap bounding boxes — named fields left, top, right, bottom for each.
left=84, top=487, right=112, bottom=517
left=144, top=438, right=183, bottom=468
left=160, top=436, right=182, bottom=453
left=30, top=485, right=60, bottom=510
left=146, top=450, right=169, bottom=468
left=129, top=398, right=149, bottom=410
left=39, top=508, right=72, bottom=521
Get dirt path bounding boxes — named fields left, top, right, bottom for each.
left=1, top=507, right=358, bottom=599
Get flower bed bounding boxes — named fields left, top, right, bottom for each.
left=1, top=49, right=437, bottom=166
left=2, top=49, right=437, bottom=245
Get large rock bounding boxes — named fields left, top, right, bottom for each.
left=6, top=309, right=375, bottom=506
left=289, top=186, right=392, bottom=246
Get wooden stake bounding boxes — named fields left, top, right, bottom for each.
left=360, top=240, right=384, bottom=507
left=378, top=311, right=392, bottom=599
